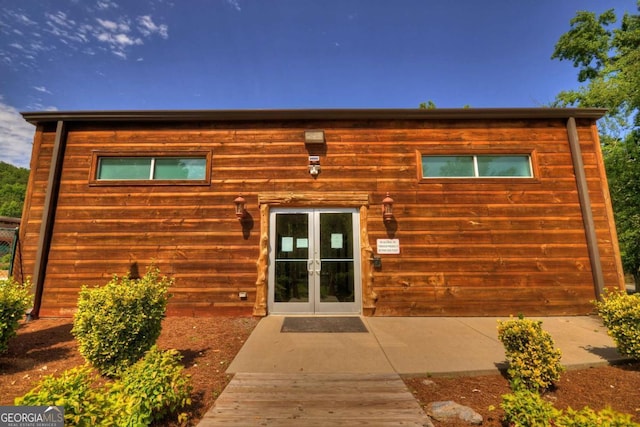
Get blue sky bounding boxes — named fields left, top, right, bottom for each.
left=0, top=0, right=634, bottom=168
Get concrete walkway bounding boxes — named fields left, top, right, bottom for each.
left=227, top=315, right=624, bottom=375
left=199, top=316, right=625, bottom=426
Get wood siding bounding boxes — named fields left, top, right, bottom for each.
left=16, top=116, right=624, bottom=316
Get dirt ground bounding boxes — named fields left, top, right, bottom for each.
left=1, top=317, right=639, bottom=426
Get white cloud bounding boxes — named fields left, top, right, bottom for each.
left=96, top=0, right=119, bottom=10
left=33, top=86, right=52, bottom=94
left=97, top=18, right=130, bottom=33
left=2, top=4, right=169, bottom=64
left=137, top=16, right=168, bottom=39
left=226, top=0, right=241, bottom=12
left=0, top=100, right=36, bottom=168
left=12, top=12, right=37, bottom=27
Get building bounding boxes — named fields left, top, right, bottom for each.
left=16, top=108, right=624, bottom=317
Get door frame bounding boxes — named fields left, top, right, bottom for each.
left=268, top=207, right=362, bottom=315
left=252, top=191, right=377, bottom=317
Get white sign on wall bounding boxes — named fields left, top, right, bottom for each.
left=376, top=239, right=400, bottom=254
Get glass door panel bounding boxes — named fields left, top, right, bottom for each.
left=269, top=208, right=360, bottom=314
left=319, top=212, right=355, bottom=304
left=272, top=213, right=311, bottom=311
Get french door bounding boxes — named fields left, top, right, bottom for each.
left=269, top=208, right=361, bottom=314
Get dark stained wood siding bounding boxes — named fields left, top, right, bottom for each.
left=17, top=116, right=624, bottom=317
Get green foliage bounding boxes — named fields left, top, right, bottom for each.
left=602, top=131, right=640, bottom=286
left=72, top=266, right=172, bottom=377
left=116, top=346, right=192, bottom=426
left=0, top=253, right=12, bottom=270
left=497, top=317, right=564, bottom=391
left=553, top=4, right=640, bottom=281
left=501, top=388, right=639, bottom=427
left=0, top=161, right=29, bottom=218
left=15, top=350, right=192, bottom=427
left=419, top=100, right=437, bottom=109
left=501, top=388, right=559, bottom=427
left=551, top=9, right=617, bottom=83
left=552, top=4, right=640, bottom=131
left=595, top=290, right=640, bottom=360
left=556, top=406, right=639, bottom=426
left=15, top=365, right=119, bottom=426
left=0, top=277, right=31, bottom=354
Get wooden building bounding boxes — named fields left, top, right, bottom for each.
left=17, top=108, right=624, bottom=318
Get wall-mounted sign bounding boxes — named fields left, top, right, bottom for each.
left=376, top=239, right=400, bottom=254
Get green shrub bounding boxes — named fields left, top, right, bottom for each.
left=0, top=277, right=31, bottom=354
left=501, top=388, right=559, bottom=426
left=497, top=316, right=564, bottom=391
left=14, top=365, right=119, bottom=426
left=116, top=346, right=192, bottom=426
left=72, top=266, right=172, bottom=377
left=15, top=349, right=192, bottom=427
left=501, top=389, right=639, bottom=427
left=0, top=252, right=12, bottom=270
left=556, top=406, right=639, bottom=426
left=595, top=290, right=640, bottom=360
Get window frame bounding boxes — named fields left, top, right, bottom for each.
left=417, top=149, right=539, bottom=183
left=89, top=151, right=212, bottom=186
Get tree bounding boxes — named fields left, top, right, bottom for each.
left=0, top=162, right=29, bottom=218
left=419, top=100, right=437, bottom=109
left=551, top=3, right=640, bottom=133
left=552, top=2, right=640, bottom=289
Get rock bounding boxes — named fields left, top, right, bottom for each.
left=428, top=400, right=483, bottom=425
left=422, top=379, right=436, bottom=386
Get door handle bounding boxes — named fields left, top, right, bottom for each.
left=315, top=259, right=321, bottom=275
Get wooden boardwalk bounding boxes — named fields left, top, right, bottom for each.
left=197, top=373, right=433, bottom=426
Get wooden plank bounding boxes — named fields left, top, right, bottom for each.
left=17, top=116, right=623, bottom=317
left=198, top=373, right=431, bottom=426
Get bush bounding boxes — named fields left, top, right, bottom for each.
left=116, top=346, right=192, bottom=426
left=0, top=277, right=31, bottom=354
left=0, top=252, right=12, bottom=270
left=595, top=290, right=640, bottom=360
left=15, top=350, right=192, bottom=427
left=501, top=388, right=559, bottom=427
left=497, top=316, right=564, bottom=391
left=501, top=389, right=639, bottom=427
left=15, top=365, right=119, bottom=426
left=556, top=406, right=639, bottom=426
left=72, top=266, right=172, bottom=377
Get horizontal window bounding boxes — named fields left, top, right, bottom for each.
left=422, top=155, right=533, bottom=178
left=97, top=157, right=207, bottom=181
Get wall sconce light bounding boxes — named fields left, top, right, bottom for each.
left=382, top=192, right=394, bottom=223
left=304, top=130, right=325, bottom=144
left=234, top=195, right=247, bottom=220
left=308, top=155, right=321, bottom=177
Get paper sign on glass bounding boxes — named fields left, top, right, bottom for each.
left=296, top=238, right=308, bottom=248
left=281, top=237, right=294, bottom=252
left=331, top=233, right=343, bottom=249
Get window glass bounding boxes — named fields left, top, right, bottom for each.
left=422, top=156, right=474, bottom=177
left=422, top=154, right=532, bottom=178
left=477, top=155, right=531, bottom=177
left=98, top=157, right=151, bottom=180
left=154, top=158, right=206, bottom=180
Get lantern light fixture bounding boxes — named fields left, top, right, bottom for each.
left=234, top=195, right=247, bottom=220
left=382, top=192, right=394, bottom=223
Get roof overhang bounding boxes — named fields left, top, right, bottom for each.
left=21, top=107, right=608, bottom=125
